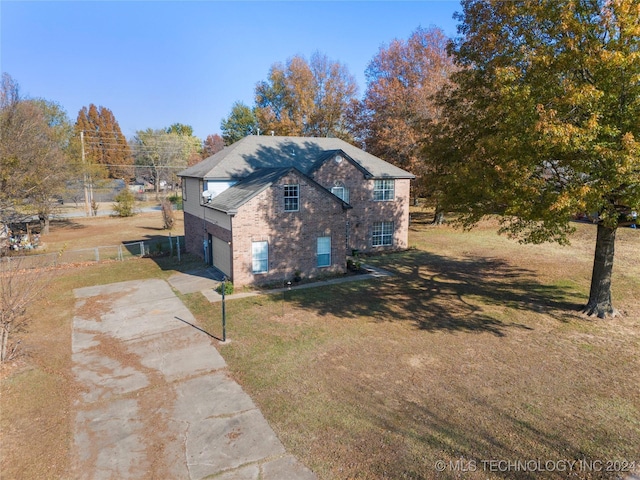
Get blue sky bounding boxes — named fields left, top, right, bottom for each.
left=1, top=1, right=462, bottom=140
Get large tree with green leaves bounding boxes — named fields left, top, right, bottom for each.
left=220, top=101, right=258, bottom=145
left=428, top=0, right=640, bottom=317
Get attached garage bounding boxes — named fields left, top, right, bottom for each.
left=211, top=236, right=232, bottom=278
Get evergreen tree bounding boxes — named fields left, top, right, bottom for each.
left=220, top=102, right=258, bottom=145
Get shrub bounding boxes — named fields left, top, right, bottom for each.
left=215, top=281, right=234, bottom=295
left=167, top=193, right=183, bottom=210
left=161, top=199, right=175, bottom=230
left=112, top=189, right=136, bottom=217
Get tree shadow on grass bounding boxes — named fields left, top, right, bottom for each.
left=287, top=250, right=584, bottom=336
left=351, top=385, right=604, bottom=479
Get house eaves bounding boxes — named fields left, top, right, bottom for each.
left=178, top=135, right=416, bottom=181
left=206, top=166, right=351, bottom=215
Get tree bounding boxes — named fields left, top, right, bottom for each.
left=352, top=27, right=456, bottom=215
left=76, top=104, right=133, bottom=179
left=428, top=0, right=640, bottom=317
left=166, top=123, right=202, bottom=165
left=0, top=74, right=71, bottom=233
left=221, top=101, right=257, bottom=145
left=166, top=123, right=194, bottom=137
left=112, top=188, right=136, bottom=217
left=160, top=199, right=175, bottom=230
left=202, top=134, right=225, bottom=158
left=131, top=129, right=196, bottom=198
left=254, top=52, right=358, bottom=140
left=1, top=254, right=55, bottom=362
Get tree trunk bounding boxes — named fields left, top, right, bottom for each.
left=1, top=325, right=8, bottom=363
left=583, top=223, right=617, bottom=318
left=39, top=213, right=50, bottom=234
left=432, top=203, right=445, bottom=225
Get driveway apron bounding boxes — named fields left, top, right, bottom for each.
left=71, top=278, right=315, bottom=479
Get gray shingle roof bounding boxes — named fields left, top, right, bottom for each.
left=206, top=167, right=350, bottom=214
left=179, top=135, right=415, bottom=180
left=206, top=168, right=287, bottom=214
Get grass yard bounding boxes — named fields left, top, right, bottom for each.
left=194, top=213, right=639, bottom=479
left=0, top=211, right=188, bottom=479
left=1, top=208, right=639, bottom=479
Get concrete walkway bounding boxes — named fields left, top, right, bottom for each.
left=71, top=278, right=316, bottom=479
left=166, top=264, right=394, bottom=303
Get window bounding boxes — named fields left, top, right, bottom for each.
left=331, top=184, right=349, bottom=203
left=284, top=184, right=299, bottom=212
left=372, top=222, right=393, bottom=247
left=373, top=179, right=394, bottom=201
left=252, top=241, right=268, bottom=273
left=181, top=180, right=187, bottom=202
left=317, top=237, right=331, bottom=267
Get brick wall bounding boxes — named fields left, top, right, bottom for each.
left=312, top=158, right=411, bottom=253
left=184, top=211, right=205, bottom=259
left=231, top=170, right=347, bottom=287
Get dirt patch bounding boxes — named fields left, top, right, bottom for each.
left=75, top=332, right=178, bottom=479
left=74, top=290, right=130, bottom=321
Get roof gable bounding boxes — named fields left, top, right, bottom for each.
left=207, top=167, right=350, bottom=215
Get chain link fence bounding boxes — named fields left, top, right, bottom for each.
left=0, top=236, right=185, bottom=270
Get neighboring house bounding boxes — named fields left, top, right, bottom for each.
left=178, top=135, right=415, bottom=287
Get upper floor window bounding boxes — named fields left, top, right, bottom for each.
left=181, top=181, right=187, bottom=202
left=331, top=183, right=349, bottom=203
left=373, top=179, right=394, bottom=201
left=284, top=184, right=299, bottom=212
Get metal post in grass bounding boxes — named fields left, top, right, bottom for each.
left=221, top=277, right=227, bottom=342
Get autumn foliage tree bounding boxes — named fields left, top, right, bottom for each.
left=202, top=134, right=225, bottom=158
left=254, top=52, right=358, bottom=140
left=351, top=27, right=456, bottom=214
left=427, top=0, right=640, bottom=317
left=76, top=104, right=133, bottom=179
left=0, top=73, right=71, bottom=233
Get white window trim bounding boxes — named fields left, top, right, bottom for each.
left=252, top=241, right=269, bottom=274
left=331, top=185, right=349, bottom=203
left=284, top=184, right=299, bottom=212
left=317, top=236, right=331, bottom=267
left=373, top=179, right=394, bottom=202
left=372, top=221, right=394, bottom=247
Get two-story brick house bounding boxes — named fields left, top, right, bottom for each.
left=178, top=135, right=414, bottom=287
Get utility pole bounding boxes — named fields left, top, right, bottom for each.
left=81, top=131, right=90, bottom=216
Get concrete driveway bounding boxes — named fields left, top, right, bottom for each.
left=71, top=278, right=315, bottom=479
